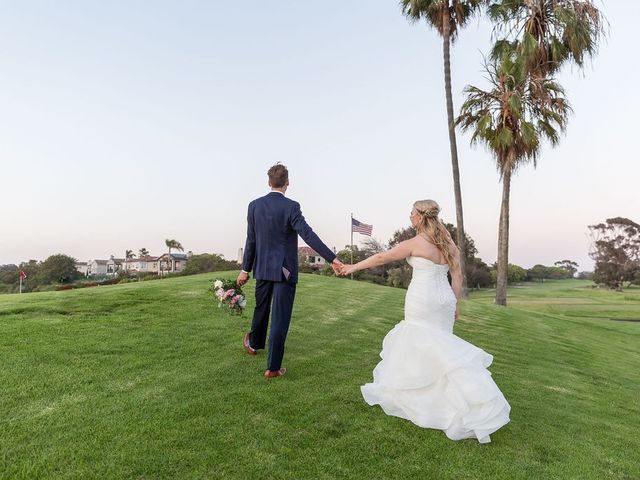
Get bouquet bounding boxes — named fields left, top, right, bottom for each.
left=212, top=279, right=247, bottom=316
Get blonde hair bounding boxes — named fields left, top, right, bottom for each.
left=413, top=200, right=459, bottom=270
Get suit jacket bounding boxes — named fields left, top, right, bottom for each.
left=242, top=192, right=336, bottom=283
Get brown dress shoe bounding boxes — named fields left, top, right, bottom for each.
left=243, top=332, right=257, bottom=356
left=264, top=368, right=287, bottom=378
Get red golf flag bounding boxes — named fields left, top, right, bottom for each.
left=19, top=270, right=27, bottom=279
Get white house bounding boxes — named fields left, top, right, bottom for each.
left=87, top=260, right=108, bottom=276
left=106, top=256, right=124, bottom=275
left=157, top=253, right=188, bottom=274
left=75, top=262, right=89, bottom=276
left=124, top=256, right=159, bottom=273
left=298, top=247, right=326, bottom=268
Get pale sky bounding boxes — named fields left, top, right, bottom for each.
left=1, top=1, right=638, bottom=271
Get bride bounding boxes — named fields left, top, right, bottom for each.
left=341, top=200, right=510, bottom=443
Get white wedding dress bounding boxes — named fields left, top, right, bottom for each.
left=361, top=256, right=511, bottom=443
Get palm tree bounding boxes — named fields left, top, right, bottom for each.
left=400, top=0, right=486, bottom=296
left=164, top=239, right=184, bottom=273
left=138, top=247, right=149, bottom=258
left=457, top=52, right=570, bottom=305
left=125, top=249, right=135, bottom=273
left=488, top=0, right=605, bottom=77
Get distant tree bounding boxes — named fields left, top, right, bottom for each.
left=388, top=226, right=416, bottom=247
left=577, top=271, right=593, bottom=280
left=183, top=253, right=237, bottom=275
left=164, top=239, right=184, bottom=273
left=526, top=264, right=571, bottom=282
left=336, top=245, right=367, bottom=279
left=360, top=238, right=387, bottom=277
left=527, top=264, right=550, bottom=282
left=466, top=257, right=493, bottom=288
left=491, top=263, right=527, bottom=284
left=588, top=217, right=640, bottom=290
left=165, top=239, right=184, bottom=256
left=12, top=260, right=40, bottom=292
left=444, top=223, right=492, bottom=288
left=547, top=266, right=572, bottom=279
left=508, top=264, right=527, bottom=283
left=125, top=249, right=135, bottom=272
left=387, top=266, right=414, bottom=289
left=0, top=265, right=19, bottom=288
left=360, top=237, right=386, bottom=256
left=554, top=259, right=579, bottom=277
left=1, top=270, right=18, bottom=285
left=39, top=254, right=81, bottom=284
left=138, top=248, right=149, bottom=257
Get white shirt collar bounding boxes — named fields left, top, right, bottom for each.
left=270, top=190, right=285, bottom=195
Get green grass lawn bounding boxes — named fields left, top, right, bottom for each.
left=1, top=275, right=638, bottom=479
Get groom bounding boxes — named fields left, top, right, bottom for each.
left=237, top=163, right=343, bottom=378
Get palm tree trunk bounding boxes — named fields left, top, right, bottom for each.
left=495, top=170, right=511, bottom=306
left=442, top=6, right=468, bottom=297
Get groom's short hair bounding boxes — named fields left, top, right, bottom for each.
left=268, top=163, right=288, bottom=188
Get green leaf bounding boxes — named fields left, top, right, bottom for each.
left=508, top=94, right=522, bottom=117
left=497, top=127, right=513, bottom=147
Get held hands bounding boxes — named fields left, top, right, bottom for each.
left=339, top=264, right=357, bottom=276
left=332, top=258, right=356, bottom=276
left=239, top=260, right=355, bottom=282
left=331, top=258, right=345, bottom=276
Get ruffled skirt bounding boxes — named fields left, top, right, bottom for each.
left=361, top=320, right=511, bottom=443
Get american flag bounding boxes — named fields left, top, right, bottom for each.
left=352, top=217, right=373, bottom=236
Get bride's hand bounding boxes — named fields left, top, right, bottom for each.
left=341, top=264, right=356, bottom=276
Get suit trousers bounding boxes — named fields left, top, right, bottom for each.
left=249, top=279, right=297, bottom=371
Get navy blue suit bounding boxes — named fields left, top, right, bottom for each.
left=242, top=191, right=336, bottom=370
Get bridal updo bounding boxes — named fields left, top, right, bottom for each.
left=413, top=199, right=458, bottom=270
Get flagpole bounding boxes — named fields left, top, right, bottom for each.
left=350, top=213, right=354, bottom=280
left=19, top=275, right=22, bottom=294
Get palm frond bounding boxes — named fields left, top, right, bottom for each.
left=489, top=0, right=606, bottom=75
left=457, top=50, right=571, bottom=175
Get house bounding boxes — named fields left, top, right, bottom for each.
left=124, top=256, right=159, bottom=273
left=75, top=262, right=89, bottom=276
left=298, top=247, right=326, bottom=268
left=157, top=253, right=188, bottom=275
left=87, top=259, right=108, bottom=276
left=106, top=256, right=124, bottom=275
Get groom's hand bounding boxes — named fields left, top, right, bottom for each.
left=340, top=264, right=356, bottom=276
left=331, top=258, right=344, bottom=276
left=237, top=271, right=249, bottom=286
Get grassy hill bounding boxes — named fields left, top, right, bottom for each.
left=1, top=275, right=638, bottom=479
